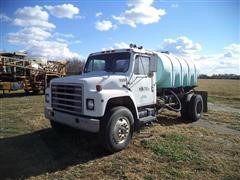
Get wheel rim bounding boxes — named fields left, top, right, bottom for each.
left=113, top=117, right=130, bottom=144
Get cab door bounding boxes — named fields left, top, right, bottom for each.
left=128, top=54, right=156, bottom=107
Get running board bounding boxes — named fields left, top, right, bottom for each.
left=139, top=116, right=156, bottom=125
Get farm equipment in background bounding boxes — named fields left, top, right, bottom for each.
left=0, top=52, right=67, bottom=94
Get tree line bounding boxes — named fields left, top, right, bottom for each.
left=66, top=58, right=85, bottom=75
left=198, top=74, right=240, bottom=80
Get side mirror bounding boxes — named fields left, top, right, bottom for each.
left=149, top=55, right=157, bottom=73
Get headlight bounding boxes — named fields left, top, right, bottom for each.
left=86, top=99, right=94, bottom=110
left=45, top=94, right=49, bottom=103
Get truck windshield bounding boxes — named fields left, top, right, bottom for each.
left=84, top=52, right=130, bottom=73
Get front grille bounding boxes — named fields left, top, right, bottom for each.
left=51, top=83, right=83, bottom=116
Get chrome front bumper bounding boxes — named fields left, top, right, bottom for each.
left=44, top=107, right=100, bottom=133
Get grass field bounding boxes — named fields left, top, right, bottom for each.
left=0, top=79, right=239, bottom=179
left=197, top=79, right=240, bottom=109
left=197, top=79, right=240, bottom=98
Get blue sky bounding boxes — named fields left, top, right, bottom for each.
left=0, top=0, right=239, bottom=74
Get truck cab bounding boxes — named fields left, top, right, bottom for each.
left=45, top=46, right=206, bottom=152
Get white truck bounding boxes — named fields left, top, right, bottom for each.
left=44, top=44, right=207, bottom=152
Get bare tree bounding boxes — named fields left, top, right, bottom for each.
left=66, top=58, right=85, bottom=75
left=198, top=74, right=240, bottom=80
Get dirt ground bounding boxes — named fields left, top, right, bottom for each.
left=0, top=92, right=239, bottom=179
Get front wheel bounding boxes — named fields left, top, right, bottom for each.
left=101, top=106, right=134, bottom=153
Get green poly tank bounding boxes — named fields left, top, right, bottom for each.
left=156, top=52, right=198, bottom=90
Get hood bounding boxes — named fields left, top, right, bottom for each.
left=51, top=72, right=127, bottom=91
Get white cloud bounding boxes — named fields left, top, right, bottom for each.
left=8, top=5, right=80, bottom=60
left=8, top=27, right=51, bottom=43
left=113, top=0, right=166, bottom=27
left=0, top=13, right=11, bottom=22
left=96, top=12, right=103, bottom=17
left=102, top=42, right=130, bottom=50
left=56, top=38, right=68, bottom=43
left=75, top=15, right=85, bottom=19
left=14, top=6, right=55, bottom=29
left=24, top=40, right=80, bottom=60
left=112, top=42, right=129, bottom=49
left=7, top=27, right=80, bottom=59
left=72, top=40, right=82, bottom=44
left=161, top=36, right=239, bottom=75
left=196, top=52, right=239, bottom=75
left=95, top=20, right=114, bottom=31
left=199, top=43, right=240, bottom=75
left=223, top=43, right=240, bottom=57
left=53, top=32, right=74, bottom=38
left=44, top=4, right=79, bottom=19
left=128, top=0, right=154, bottom=7
left=55, top=38, right=81, bottom=45
left=162, top=36, right=202, bottom=55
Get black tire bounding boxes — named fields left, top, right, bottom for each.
left=180, top=94, right=190, bottom=120
left=101, top=106, right=134, bottom=153
left=188, top=94, right=203, bottom=121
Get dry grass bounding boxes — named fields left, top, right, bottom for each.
left=197, top=79, right=240, bottom=109
left=0, top=80, right=240, bottom=179
left=0, top=93, right=49, bottom=138
left=205, top=111, right=240, bottom=126
left=197, top=79, right=240, bottom=99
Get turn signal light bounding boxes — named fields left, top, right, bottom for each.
left=96, top=85, right=102, bottom=92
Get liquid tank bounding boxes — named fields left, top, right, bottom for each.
left=156, top=52, right=198, bottom=89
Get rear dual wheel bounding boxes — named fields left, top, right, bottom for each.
left=181, top=94, right=203, bottom=121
